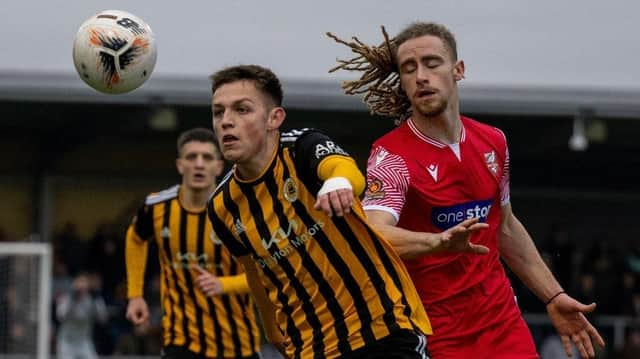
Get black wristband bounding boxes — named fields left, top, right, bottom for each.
left=545, top=291, right=565, bottom=305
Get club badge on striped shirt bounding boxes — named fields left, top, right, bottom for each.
left=283, top=177, right=298, bottom=203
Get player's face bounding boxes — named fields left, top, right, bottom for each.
left=176, top=141, right=222, bottom=191
left=211, top=80, right=274, bottom=165
left=397, top=35, right=465, bottom=118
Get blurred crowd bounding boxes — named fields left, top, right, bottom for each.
left=511, top=222, right=640, bottom=358
left=1, top=219, right=639, bottom=357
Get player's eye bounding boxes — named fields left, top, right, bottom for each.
left=212, top=109, right=223, bottom=119
left=401, top=63, right=416, bottom=74
left=236, top=106, right=249, bottom=114
left=425, top=59, right=442, bottom=69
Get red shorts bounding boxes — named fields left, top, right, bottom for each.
left=425, top=272, right=538, bottom=359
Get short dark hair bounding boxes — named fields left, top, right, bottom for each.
left=176, top=127, right=219, bottom=157
left=394, top=22, right=458, bottom=61
left=209, top=65, right=283, bottom=107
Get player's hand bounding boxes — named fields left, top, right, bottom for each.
left=126, top=297, right=149, bottom=326
left=546, top=293, right=605, bottom=358
left=195, top=266, right=224, bottom=297
left=433, top=217, right=490, bottom=254
left=314, top=188, right=354, bottom=218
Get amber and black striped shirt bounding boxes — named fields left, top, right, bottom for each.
left=207, top=129, right=431, bottom=359
left=126, top=185, right=261, bottom=358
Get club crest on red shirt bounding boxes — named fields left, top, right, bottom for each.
left=485, top=151, right=499, bottom=176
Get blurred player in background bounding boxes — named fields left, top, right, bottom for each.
left=125, top=128, right=261, bottom=359
left=329, top=22, right=605, bottom=358
left=206, top=64, right=492, bottom=359
left=56, top=272, right=108, bottom=359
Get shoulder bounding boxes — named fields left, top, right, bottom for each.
left=283, top=127, right=349, bottom=157
left=372, top=121, right=410, bottom=152
left=144, top=184, right=179, bottom=206
left=462, top=116, right=507, bottom=147
left=280, top=127, right=313, bottom=145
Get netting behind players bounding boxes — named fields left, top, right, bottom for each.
left=0, top=242, right=52, bottom=359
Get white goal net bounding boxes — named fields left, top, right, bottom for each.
left=0, top=242, right=52, bottom=359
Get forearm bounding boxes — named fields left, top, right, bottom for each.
left=499, top=213, right=562, bottom=302
left=317, top=156, right=366, bottom=196
left=125, top=227, right=149, bottom=298
left=368, top=221, right=438, bottom=260
left=218, top=273, right=250, bottom=295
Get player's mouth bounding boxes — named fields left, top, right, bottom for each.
left=193, top=173, right=205, bottom=181
left=222, top=134, right=239, bottom=145
left=416, top=89, right=437, bottom=99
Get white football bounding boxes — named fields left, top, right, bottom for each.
left=72, top=10, right=157, bottom=94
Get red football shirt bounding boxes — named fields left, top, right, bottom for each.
left=363, top=116, right=511, bottom=304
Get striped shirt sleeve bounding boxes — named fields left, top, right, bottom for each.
left=362, top=145, right=410, bottom=224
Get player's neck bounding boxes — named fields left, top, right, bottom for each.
left=179, top=185, right=214, bottom=212
left=411, top=104, right=462, bottom=144
left=235, top=132, right=279, bottom=181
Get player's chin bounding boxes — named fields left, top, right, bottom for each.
left=188, top=180, right=214, bottom=190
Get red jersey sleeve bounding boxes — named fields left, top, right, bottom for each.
left=498, top=130, right=511, bottom=206
left=362, top=145, right=410, bottom=223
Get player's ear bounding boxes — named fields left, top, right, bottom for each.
left=176, top=158, right=185, bottom=175
left=267, top=107, right=286, bottom=131
left=453, top=60, right=465, bottom=81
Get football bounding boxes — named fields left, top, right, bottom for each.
left=72, top=10, right=157, bottom=94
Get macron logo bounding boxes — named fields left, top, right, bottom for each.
left=375, top=149, right=387, bottom=167
left=427, top=164, right=438, bottom=182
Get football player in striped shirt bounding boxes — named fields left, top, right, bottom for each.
left=207, top=64, right=433, bottom=359
left=125, top=128, right=261, bottom=359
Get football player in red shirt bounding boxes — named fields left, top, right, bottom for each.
left=329, top=22, right=604, bottom=359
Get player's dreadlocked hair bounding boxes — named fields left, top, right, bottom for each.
left=327, top=22, right=458, bottom=122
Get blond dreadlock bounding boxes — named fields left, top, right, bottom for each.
left=327, top=26, right=411, bottom=120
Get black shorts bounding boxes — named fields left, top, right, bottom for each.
left=162, top=345, right=261, bottom=359
left=341, top=330, right=429, bottom=359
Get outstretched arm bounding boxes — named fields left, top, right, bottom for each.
left=498, top=203, right=604, bottom=358
left=366, top=210, right=489, bottom=259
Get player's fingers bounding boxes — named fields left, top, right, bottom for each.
left=313, top=195, right=324, bottom=210
left=468, top=243, right=490, bottom=254
left=467, top=223, right=489, bottom=232
left=314, top=195, right=333, bottom=217
left=458, top=217, right=480, bottom=227
left=328, top=191, right=343, bottom=217
left=572, top=334, right=588, bottom=358
left=447, top=224, right=468, bottom=236
left=337, top=189, right=353, bottom=213
left=560, top=335, right=573, bottom=357
left=577, top=302, right=597, bottom=313
left=579, top=330, right=595, bottom=358
left=586, top=321, right=605, bottom=347
left=133, top=312, right=146, bottom=325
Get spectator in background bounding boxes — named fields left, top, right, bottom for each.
left=56, top=272, right=108, bottom=359
left=53, top=221, right=88, bottom=275
left=544, top=222, right=576, bottom=289
left=620, top=322, right=640, bottom=359
left=88, top=222, right=124, bottom=303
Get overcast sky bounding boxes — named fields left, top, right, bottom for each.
left=1, top=0, right=638, bottom=90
